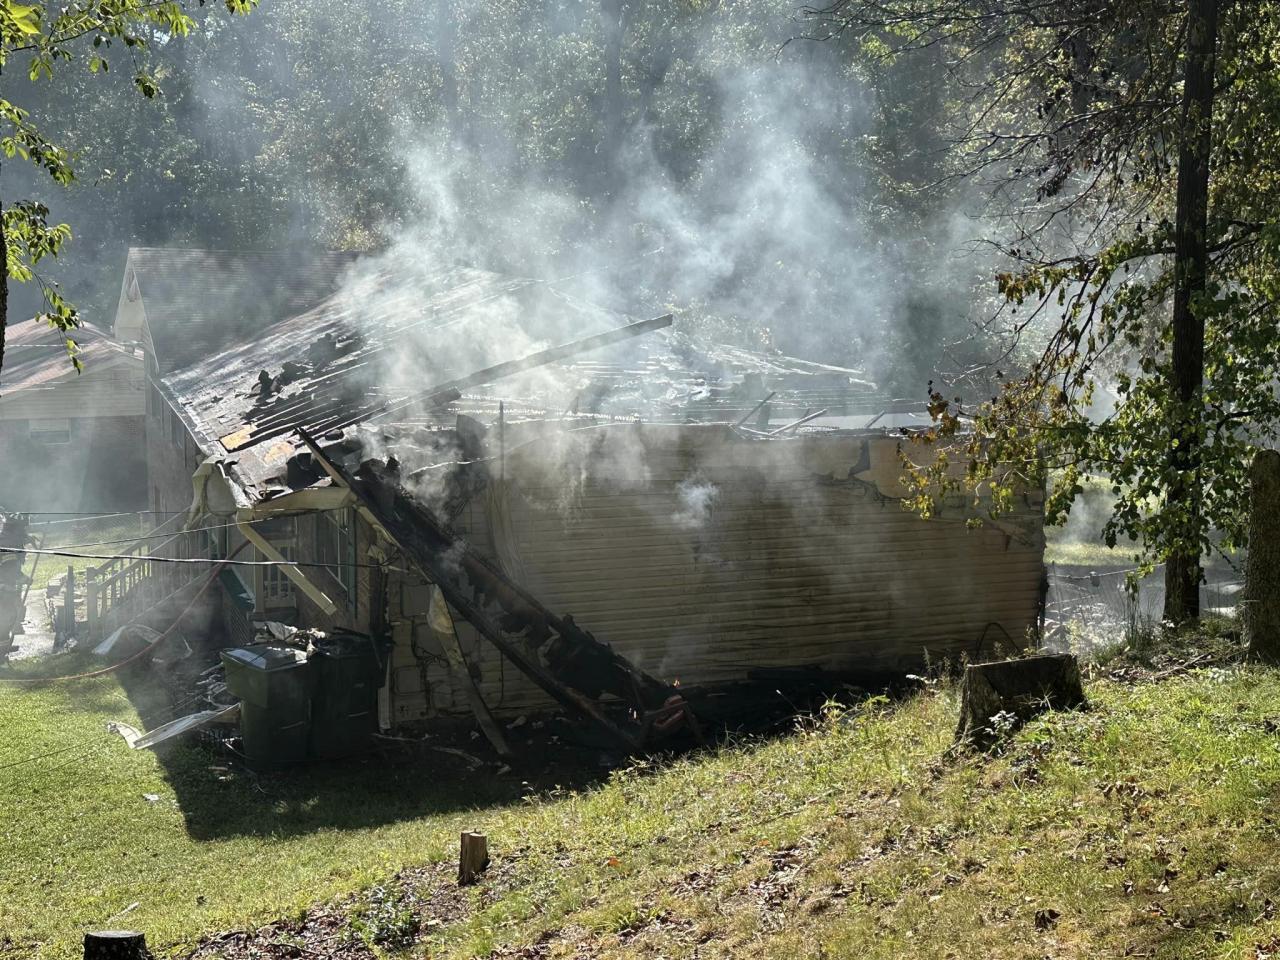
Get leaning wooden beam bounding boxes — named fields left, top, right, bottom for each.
left=299, top=431, right=648, bottom=752
left=235, top=511, right=338, bottom=615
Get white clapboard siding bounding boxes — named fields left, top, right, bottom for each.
left=0, top=362, right=145, bottom=420
left=394, top=424, right=1047, bottom=722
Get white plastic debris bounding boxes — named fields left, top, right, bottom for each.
left=108, top=703, right=240, bottom=751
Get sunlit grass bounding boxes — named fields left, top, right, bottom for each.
left=6, top=654, right=1280, bottom=959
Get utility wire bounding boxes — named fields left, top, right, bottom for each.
left=31, top=514, right=326, bottom=551
left=0, top=542, right=250, bottom=686
left=0, top=545, right=401, bottom=572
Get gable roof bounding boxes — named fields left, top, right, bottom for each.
left=116, top=247, right=362, bottom=373
left=1, top=320, right=141, bottom=394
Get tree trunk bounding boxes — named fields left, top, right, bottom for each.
left=1, top=183, right=7, bottom=386
left=83, top=931, right=148, bottom=960
left=1163, top=0, right=1219, bottom=623
left=600, top=0, right=624, bottom=188
left=458, top=830, right=489, bottom=885
left=955, top=654, right=1087, bottom=750
left=1245, top=449, right=1280, bottom=662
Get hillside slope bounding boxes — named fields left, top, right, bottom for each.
left=6, top=658, right=1280, bottom=958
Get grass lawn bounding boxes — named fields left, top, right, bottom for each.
left=7, top=648, right=1280, bottom=959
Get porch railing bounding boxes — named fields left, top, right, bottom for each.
left=84, top=512, right=204, bottom=641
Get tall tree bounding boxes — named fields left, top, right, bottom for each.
left=1165, top=0, right=1219, bottom=620
left=600, top=0, right=626, bottom=186
left=812, top=0, right=1272, bottom=624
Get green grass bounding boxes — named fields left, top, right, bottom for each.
left=1043, top=536, right=1140, bottom=568
left=0, top=656, right=520, bottom=958
left=7, top=654, right=1280, bottom=959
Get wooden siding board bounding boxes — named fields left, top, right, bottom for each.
left=391, top=426, right=1046, bottom=720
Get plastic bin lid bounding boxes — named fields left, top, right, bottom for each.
left=222, top=644, right=309, bottom=671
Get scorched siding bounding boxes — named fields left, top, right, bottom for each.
left=428, top=424, right=1045, bottom=718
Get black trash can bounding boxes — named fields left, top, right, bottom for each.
left=221, top=644, right=312, bottom=768
left=308, top=635, right=383, bottom=759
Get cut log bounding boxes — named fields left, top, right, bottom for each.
left=83, top=931, right=147, bottom=960
left=1246, top=449, right=1280, bottom=663
left=955, top=654, right=1086, bottom=749
left=458, top=830, right=489, bottom=886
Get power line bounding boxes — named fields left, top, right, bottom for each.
left=34, top=514, right=319, bottom=551
left=0, top=544, right=399, bottom=572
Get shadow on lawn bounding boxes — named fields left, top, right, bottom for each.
left=104, top=649, right=890, bottom=843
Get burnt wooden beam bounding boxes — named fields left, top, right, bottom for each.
left=226, top=315, right=672, bottom=452
left=301, top=430, right=670, bottom=752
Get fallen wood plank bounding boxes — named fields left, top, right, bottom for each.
left=300, top=430, right=661, bottom=752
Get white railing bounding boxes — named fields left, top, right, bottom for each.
left=84, top=512, right=203, bottom=640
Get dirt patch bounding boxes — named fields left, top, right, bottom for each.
left=181, top=861, right=472, bottom=960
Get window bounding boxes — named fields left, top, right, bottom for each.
left=250, top=516, right=297, bottom=608
left=261, top=544, right=296, bottom=605
left=29, top=419, right=71, bottom=444
left=316, top=509, right=355, bottom=609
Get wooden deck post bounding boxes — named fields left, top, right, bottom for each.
left=63, top=565, right=75, bottom=642
left=458, top=831, right=489, bottom=885
left=85, top=566, right=99, bottom=640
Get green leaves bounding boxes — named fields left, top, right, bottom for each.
left=2, top=2, right=40, bottom=37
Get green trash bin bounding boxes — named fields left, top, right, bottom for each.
left=308, top=635, right=383, bottom=759
left=221, top=644, right=312, bottom=768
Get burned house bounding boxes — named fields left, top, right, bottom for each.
left=99, top=265, right=1044, bottom=751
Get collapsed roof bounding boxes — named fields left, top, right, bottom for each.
left=162, top=265, right=889, bottom=503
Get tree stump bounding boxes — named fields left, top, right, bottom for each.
left=1246, top=449, right=1280, bottom=663
left=955, top=654, right=1086, bottom=749
left=83, top=931, right=147, bottom=960
left=458, top=830, right=489, bottom=886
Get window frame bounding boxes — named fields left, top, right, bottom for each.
left=315, top=508, right=356, bottom=614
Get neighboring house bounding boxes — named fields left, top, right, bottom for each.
left=0, top=319, right=146, bottom=513
left=89, top=263, right=1045, bottom=748
left=111, top=246, right=360, bottom=518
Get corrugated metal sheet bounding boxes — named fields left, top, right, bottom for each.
left=387, top=424, right=1045, bottom=721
